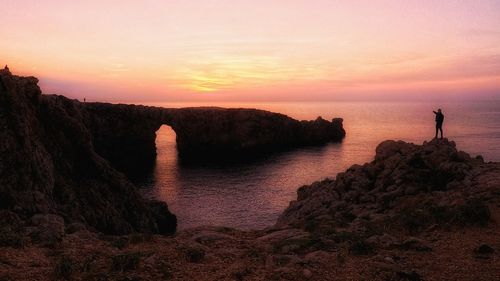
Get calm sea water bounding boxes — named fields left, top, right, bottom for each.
left=136, top=101, right=500, bottom=230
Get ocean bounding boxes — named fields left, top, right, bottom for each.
left=136, top=100, right=500, bottom=230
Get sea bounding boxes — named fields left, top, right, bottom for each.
left=136, top=100, right=500, bottom=230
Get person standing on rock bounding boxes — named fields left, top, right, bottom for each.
left=433, top=108, right=444, bottom=139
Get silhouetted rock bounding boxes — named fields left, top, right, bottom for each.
left=83, top=105, right=345, bottom=176
left=0, top=71, right=176, bottom=236
left=278, top=138, right=496, bottom=234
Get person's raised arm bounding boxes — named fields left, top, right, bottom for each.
left=433, top=111, right=437, bottom=114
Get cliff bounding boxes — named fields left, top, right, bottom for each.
left=0, top=69, right=176, bottom=236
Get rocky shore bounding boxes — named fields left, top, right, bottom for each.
left=1, top=70, right=499, bottom=280
left=2, top=137, right=499, bottom=280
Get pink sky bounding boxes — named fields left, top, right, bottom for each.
left=1, top=0, right=500, bottom=102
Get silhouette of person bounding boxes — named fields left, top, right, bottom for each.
left=433, top=108, right=444, bottom=139
left=4, top=65, right=8, bottom=71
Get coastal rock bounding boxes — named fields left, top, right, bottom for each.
left=0, top=70, right=176, bottom=235
left=84, top=104, right=345, bottom=176
left=278, top=138, right=493, bottom=237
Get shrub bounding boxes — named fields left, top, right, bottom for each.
left=452, top=199, right=490, bottom=226
left=111, top=236, right=129, bottom=249
left=333, top=231, right=360, bottom=243
left=349, top=240, right=375, bottom=255
left=129, top=233, right=154, bottom=244
left=54, top=256, right=73, bottom=280
left=184, top=247, right=205, bottom=263
left=0, top=211, right=24, bottom=248
left=340, top=211, right=357, bottom=222
left=398, top=208, right=433, bottom=235
left=0, top=227, right=24, bottom=248
left=304, top=219, right=319, bottom=232
left=391, top=198, right=491, bottom=235
left=112, top=252, right=141, bottom=272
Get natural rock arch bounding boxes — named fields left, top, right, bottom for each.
left=83, top=105, right=346, bottom=178
left=0, top=69, right=345, bottom=235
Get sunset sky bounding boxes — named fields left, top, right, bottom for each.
left=1, top=0, right=500, bottom=102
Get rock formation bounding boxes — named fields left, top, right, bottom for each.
left=278, top=138, right=495, bottom=232
left=0, top=70, right=344, bottom=236
left=84, top=105, right=345, bottom=176
left=0, top=69, right=176, bottom=235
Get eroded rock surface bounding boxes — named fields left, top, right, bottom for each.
left=0, top=69, right=176, bottom=235
left=277, top=138, right=495, bottom=233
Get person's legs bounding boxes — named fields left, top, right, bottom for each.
left=437, top=125, right=443, bottom=139
left=435, top=125, right=439, bottom=139
left=440, top=127, right=443, bottom=139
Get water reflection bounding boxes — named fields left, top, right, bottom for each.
left=139, top=125, right=357, bottom=230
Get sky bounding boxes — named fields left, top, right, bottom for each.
left=1, top=0, right=500, bottom=102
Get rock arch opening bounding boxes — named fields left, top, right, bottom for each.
left=154, top=124, right=178, bottom=168
left=136, top=124, right=179, bottom=191
left=137, top=124, right=180, bottom=209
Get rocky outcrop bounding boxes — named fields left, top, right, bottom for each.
left=278, top=138, right=497, bottom=234
left=0, top=69, right=176, bottom=236
left=83, top=105, right=345, bottom=176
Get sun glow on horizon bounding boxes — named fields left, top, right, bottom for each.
left=2, top=0, right=500, bottom=102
